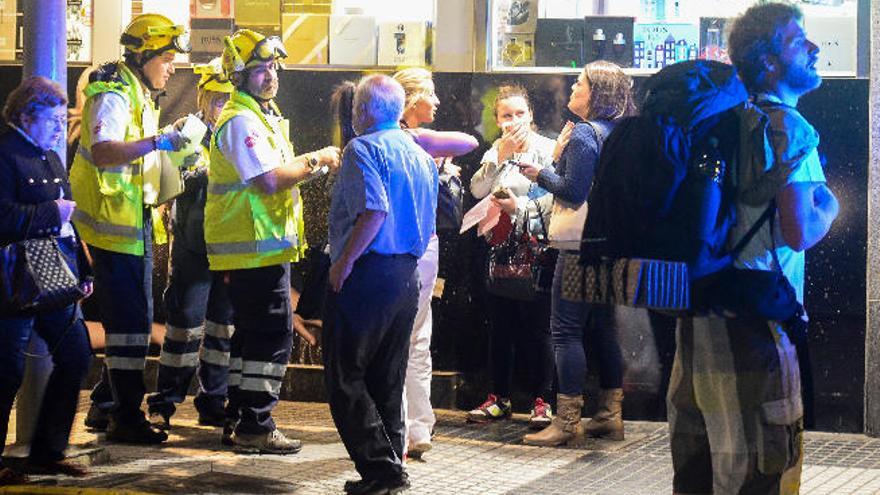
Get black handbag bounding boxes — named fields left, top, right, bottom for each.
left=436, top=158, right=464, bottom=235
left=0, top=236, right=85, bottom=314
left=486, top=199, right=557, bottom=301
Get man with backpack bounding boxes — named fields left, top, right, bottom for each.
left=668, top=4, right=839, bottom=493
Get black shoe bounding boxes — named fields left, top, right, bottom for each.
left=345, top=474, right=410, bottom=495
left=23, top=459, right=88, bottom=477
left=106, top=418, right=168, bottom=444
left=84, top=404, right=109, bottom=431
left=148, top=411, right=172, bottom=431
left=221, top=421, right=235, bottom=446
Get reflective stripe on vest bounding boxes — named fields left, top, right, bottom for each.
left=71, top=209, right=144, bottom=241
left=206, top=235, right=298, bottom=256
left=204, top=90, right=305, bottom=270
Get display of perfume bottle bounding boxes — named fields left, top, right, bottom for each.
left=394, top=24, right=406, bottom=55
left=641, top=0, right=657, bottom=19
left=592, top=28, right=606, bottom=60
left=703, top=26, right=721, bottom=61
left=612, top=32, right=627, bottom=61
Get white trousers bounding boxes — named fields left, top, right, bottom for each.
left=403, top=235, right=439, bottom=447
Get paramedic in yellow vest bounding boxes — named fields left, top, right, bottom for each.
left=146, top=59, right=236, bottom=432
left=69, top=13, right=190, bottom=445
left=205, top=29, right=340, bottom=454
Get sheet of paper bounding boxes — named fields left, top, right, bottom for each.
left=477, top=203, right=502, bottom=237
left=460, top=194, right=494, bottom=234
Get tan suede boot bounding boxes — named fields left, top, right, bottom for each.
left=584, top=388, right=624, bottom=440
left=522, top=394, right=584, bottom=447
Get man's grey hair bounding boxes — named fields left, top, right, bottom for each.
left=353, top=74, right=405, bottom=135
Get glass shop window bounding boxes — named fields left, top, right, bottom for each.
left=0, top=0, right=93, bottom=63
left=133, top=0, right=436, bottom=67
left=488, top=0, right=859, bottom=76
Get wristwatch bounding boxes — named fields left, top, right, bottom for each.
left=306, top=153, right=319, bottom=172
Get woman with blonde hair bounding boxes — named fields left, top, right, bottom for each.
left=520, top=60, right=636, bottom=447
left=391, top=67, right=477, bottom=460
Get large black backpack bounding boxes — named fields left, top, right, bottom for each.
left=577, top=60, right=751, bottom=312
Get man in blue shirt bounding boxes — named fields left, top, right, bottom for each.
left=325, top=74, right=438, bottom=495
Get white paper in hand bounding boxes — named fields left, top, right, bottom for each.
left=460, top=194, right=494, bottom=234
left=166, top=114, right=208, bottom=167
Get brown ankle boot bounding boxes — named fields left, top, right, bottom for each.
left=584, top=388, right=624, bottom=440
left=523, top=394, right=584, bottom=447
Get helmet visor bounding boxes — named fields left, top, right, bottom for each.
left=250, top=36, right=288, bottom=64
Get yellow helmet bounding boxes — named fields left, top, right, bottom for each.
left=194, top=58, right=234, bottom=94
left=221, top=29, right=287, bottom=77
left=120, top=13, right=191, bottom=55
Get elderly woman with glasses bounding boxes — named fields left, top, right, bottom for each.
left=0, top=76, right=93, bottom=484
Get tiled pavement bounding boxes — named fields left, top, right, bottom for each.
left=5, top=393, right=880, bottom=494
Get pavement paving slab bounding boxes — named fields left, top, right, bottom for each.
left=3, top=393, right=880, bottom=494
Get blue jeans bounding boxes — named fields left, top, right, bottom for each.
left=551, top=251, right=622, bottom=395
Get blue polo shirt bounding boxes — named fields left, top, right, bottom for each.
left=329, top=122, right=438, bottom=263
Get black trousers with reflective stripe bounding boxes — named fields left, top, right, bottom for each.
left=148, top=241, right=234, bottom=417
left=324, top=253, right=418, bottom=482
left=88, top=211, right=154, bottom=424
left=225, top=263, right=292, bottom=434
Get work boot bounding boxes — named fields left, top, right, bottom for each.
left=232, top=428, right=302, bottom=455
left=522, top=394, right=584, bottom=447
left=106, top=417, right=168, bottom=444
left=84, top=404, right=109, bottom=431
left=584, top=388, right=624, bottom=441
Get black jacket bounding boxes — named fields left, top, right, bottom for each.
left=0, top=126, right=91, bottom=279
left=0, top=126, right=68, bottom=244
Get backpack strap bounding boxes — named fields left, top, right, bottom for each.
left=729, top=201, right=775, bottom=260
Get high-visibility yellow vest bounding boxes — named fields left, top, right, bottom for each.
left=204, top=90, right=306, bottom=271
left=69, top=62, right=163, bottom=255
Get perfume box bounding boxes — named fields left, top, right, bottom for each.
left=191, top=0, right=233, bottom=19
left=699, top=17, right=731, bottom=63
left=291, top=0, right=331, bottom=14
left=502, top=0, right=537, bottom=33
left=583, top=16, right=634, bottom=68
left=0, top=13, right=16, bottom=60
left=633, top=22, right=698, bottom=70
left=190, top=17, right=235, bottom=63
left=499, top=33, right=535, bottom=67
left=281, top=13, right=328, bottom=65
left=805, top=16, right=856, bottom=73
left=377, top=21, right=430, bottom=67
left=329, top=14, right=377, bottom=65
left=234, top=0, right=280, bottom=28
left=535, top=18, right=584, bottom=68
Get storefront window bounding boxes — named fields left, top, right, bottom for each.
left=488, top=0, right=859, bottom=75
left=139, top=0, right=437, bottom=67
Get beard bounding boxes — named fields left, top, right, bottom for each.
left=781, top=60, right=821, bottom=95
left=250, top=79, right=278, bottom=100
